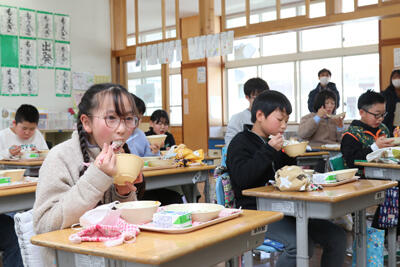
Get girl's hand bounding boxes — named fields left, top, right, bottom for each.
left=9, top=145, right=21, bottom=156
left=115, top=172, right=143, bottom=195
left=317, top=106, right=328, bottom=118
left=268, top=134, right=284, bottom=151
left=150, top=144, right=161, bottom=154
left=376, top=136, right=394, bottom=149
left=94, top=143, right=117, bottom=177
left=332, top=116, right=344, bottom=128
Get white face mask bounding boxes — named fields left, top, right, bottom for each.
left=320, top=76, right=330, bottom=86
left=392, top=79, right=400, bottom=88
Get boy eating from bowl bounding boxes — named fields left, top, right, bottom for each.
left=0, top=104, right=48, bottom=160
left=341, top=90, right=399, bottom=169
left=227, top=90, right=346, bottom=267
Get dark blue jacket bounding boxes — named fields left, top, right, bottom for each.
left=382, top=85, right=400, bottom=134
left=307, top=82, right=340, bottom=113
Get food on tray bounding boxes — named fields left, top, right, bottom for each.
left=328, top=168, right=358, bottom=181
left=116, top=201, right=161, bottom=224
left=387, top=137, right=400, bottom=146
left=163, top=203, right=224, bottom=222
left=152, top=211, right=192, bottom=228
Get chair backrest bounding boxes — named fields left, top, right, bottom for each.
left=215, top=176, right=225, bottom=206
left=329, top=153, right=346, bottom=171
left=14, top=209, right=45, bottom=267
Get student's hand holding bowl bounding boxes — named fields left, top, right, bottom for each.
left=115, top=172, right=143, bottom=196
left=9, top=145, right=21, bottom=156
left=317, top=106, right=328, bottom=118
left=376, top=136, right=394, bottom=149
left=150, top=143, right=161, bottom=154
left=268, top=133, right=284, bottom=151
left=332, top=116, right=344, bottom=128
left=95, top=143, right=117, bottom=177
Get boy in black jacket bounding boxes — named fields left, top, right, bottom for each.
left=227, top=90, right=346, bottom=267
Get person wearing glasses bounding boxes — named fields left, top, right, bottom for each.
left=341, top=90, right=399, bottom=170
left=382, top=68, right=400, bottom=133
left=145, top=109, right=175, bottom=151
left=33, top=83, right=144, bottom=267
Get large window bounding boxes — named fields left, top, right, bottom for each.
left=225, top=19, right=379, bottom=122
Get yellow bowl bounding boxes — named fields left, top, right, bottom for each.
left=116, top=201, right=161, bottom=224
left=327, top=168, right=358, bottom=181
left=0, top=169, right=26, bottom=182
left=283, top=141, right=308, bottom=157
left=146, top=134, right=167, bottom=147
left=164, top=203, right=224, bottom=222
left=113, top=154, right=144, bottom=185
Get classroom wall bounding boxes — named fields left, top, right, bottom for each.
left=0, top=0, right=111, bottom=112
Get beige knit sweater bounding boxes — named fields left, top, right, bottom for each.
left=298, top=113, right=343, bottom=146
left=33, top=131, right=136, bottom=266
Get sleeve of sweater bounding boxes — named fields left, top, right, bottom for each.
left=298, top=114, right=319, bottom=139
left=340, top=133, right=372, bottom=168
left=33, top=148, right=116, bottom=234
left=35, top=129, right=49, bottom=150
left=226, top=136, right=280, bottom=192
left=308, top=90, right=316, bottom=113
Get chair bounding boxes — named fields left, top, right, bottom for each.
left=215, top=174, right=282, bottom=266
left=329, top=153, right=345, bottom=171
left=14, top=209, right=45, bottom=267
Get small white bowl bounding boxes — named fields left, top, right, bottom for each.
left=164, top=203, right=224, bottom=222
left=326, top=168, right=358, bottom=182
left=0, top=169, right=26, bottom=182
left=116, top=201, right=161, bottom=224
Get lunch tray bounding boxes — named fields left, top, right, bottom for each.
left=139, top=208, right=243, bottom=233
left=143, top=165, right=177, bottom=171
left=0, top=181, right=37, bottom=190
left=318, top=176, right=359, bottom=187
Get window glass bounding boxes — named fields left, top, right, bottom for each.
left=127, top=36, right=136, bottom=46
left=261, top=10, right=276, bottom=22
left=262, top=32, right=296, bottom=56
left=226, top=16, right=246, bottom=29
left=281, top=7, right=297, bottom=19
left=128, top=76, right=162, bottom=116
left=127, top=60, right=141, bottom=73
left=169, top=74, right=182, bottom=125
left=261, top=62, right=296, bottom=121
left=300, top=25, right=341, bottom=51
left=343, top=20, right=378, bottom=47
left=358, top=0, right=378, bottom=6
left=309, top=2, right=325, bottom=18
left=341, top=0, right=354, bottom=12
left=299, top=58, right=342, bottom=117
left=227, top=37, right=260, bottom=61
left=227, top=66, right=257, bottom=120
left=343, top=54, right=379, bottom=120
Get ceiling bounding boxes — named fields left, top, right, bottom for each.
left=126, top=0, right=304, bottom=34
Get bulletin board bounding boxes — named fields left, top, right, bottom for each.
left=0, top=5, right=71, bottom=97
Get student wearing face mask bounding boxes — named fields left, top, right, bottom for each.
left=383, top=68, right=400, bottom=133
left=307, top=68, right=340, bottom=113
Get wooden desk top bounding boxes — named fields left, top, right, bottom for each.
left=0, top=185, right=36, bottom=197
left=143, top=165, right=215, bottom=177
left=243, top=179, right=397, bottom=203
left=298, top=151, right=329, bottom=157
left=204, top=156, right=221, bottom=160
left=0, top=160, right=43, bottom=166
left=311, top=146, right=341, bottom=152
left=31, top=210, right=283, bottom=265
left=215, top=144, right=225, bottom=148
left=355, top=161, right=400, bottom=169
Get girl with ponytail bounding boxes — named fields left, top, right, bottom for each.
left=33, top=83, right=143, bottom=266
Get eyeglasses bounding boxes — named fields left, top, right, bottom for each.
left=362, top=109, right=387, bottom=119
left=90, top=115, right=139, bottom=129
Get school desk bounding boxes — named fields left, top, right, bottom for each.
left=242, top=179, right=397, bottom=267
left=296, top=151, right=330, bottom=172
left=0, top=159, right=44, bottom=177
left=31, top=209, right=283, bottom=267
left=0, top=185, right=36, bottom=213
left=143, top=165, right=216, bottom=203
left=311, top=145, right=341, bottom=157
left=355, top=161, right=400, bottom=267
left=215, top=144, right=225, bottom=148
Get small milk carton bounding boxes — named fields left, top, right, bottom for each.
left=312, top=173, right=337, bottom=184
left=152, top=211, right=192, bottom=228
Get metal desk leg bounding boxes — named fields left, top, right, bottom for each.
left=355, top=209, right=367, bottom=267
left=388, top=227, right=397, bottom=267
left=296, top=201, right=309, bottom=267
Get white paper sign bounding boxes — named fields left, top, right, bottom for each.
left=197, top=67, right=206, bottom=84
left=188, top=37, right=196, bottom=60
left=0, top=6, right=18, bottom=35
left=19, top=38, right=37, bottom=66
left=184, top=98, right=189, bottom=115
left=175, top=40, right=182, bottom=62
left=72, top=72, right=94, bottom=90
left=19, top=9, right=36, bottom=37
left=37, top=12, right=53, bottom=39
left=38, top=39, right=54, bottom=67
left=183, top=78, right=188, bottom=95
left=56, top=69, right=71, bottom=95
left=20, top=68, right=38, bottom=95
left=394, top=48, right=400, bottom=68
left=54, top=15, right=70, bottom=41
left=1, top=67, right=19, bottom=95
left=197, top=36, right=206, bottom=59
left=135, top=46, right=142, bottom=66
left=55, top=42, right=71, bottom=68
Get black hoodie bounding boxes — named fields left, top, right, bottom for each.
left=226, top=129, right=295, bottom=210
left=382, top=85, right=400, bottom=134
